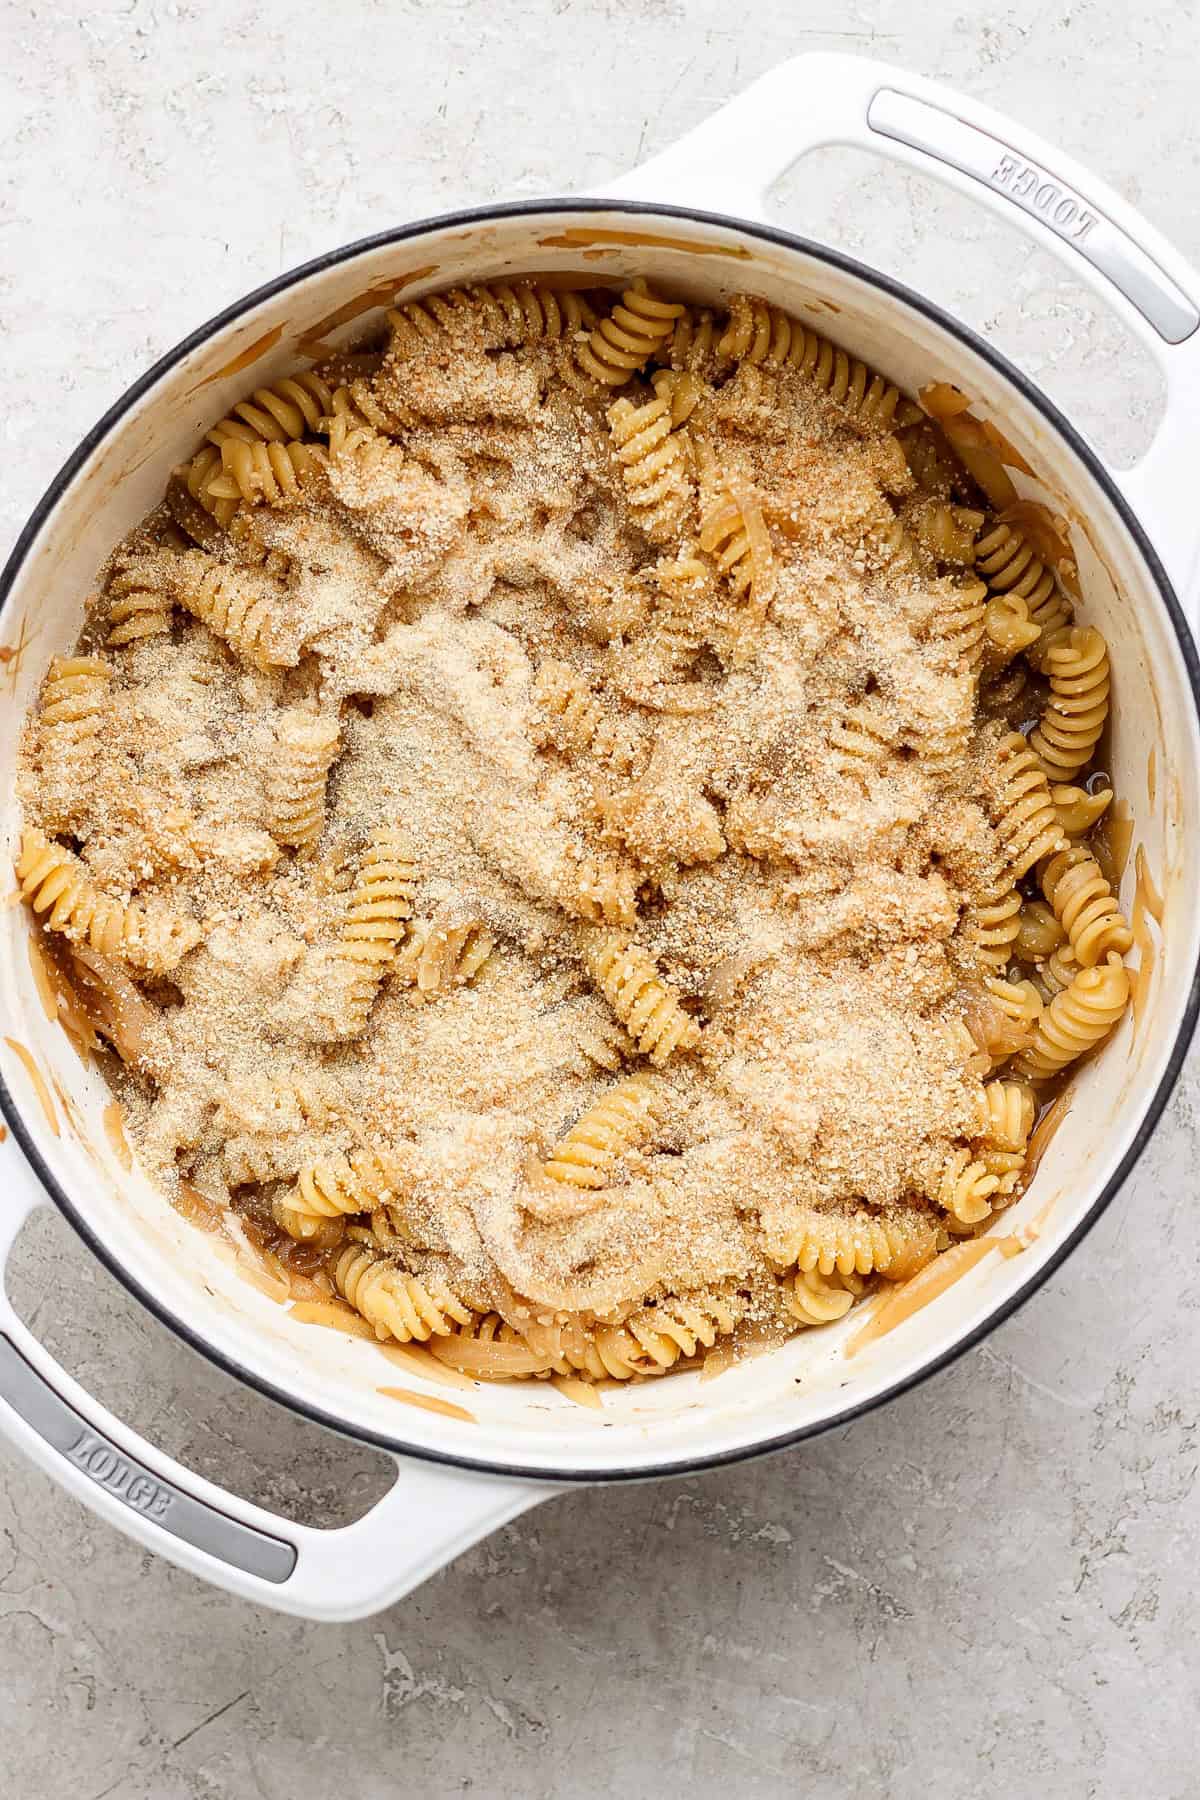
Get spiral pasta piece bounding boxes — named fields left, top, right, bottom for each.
left=992, top=731, right=1065, bottom=879
left=911, top=500, right=984, bottom=566
left=1030, top=627, right=1111, bottom=781
left=784, top=1267, right=865, bottom=1326
left=35, top=655, right=112, bottom=822
left=1051, top=783, right=1113, bottom=837
left=974, top=522, right=1072, bottom=644
left=16, top=829, right=201, bottom=974
left=384, top=281, right=596, bottom=359
left=931, top=1147, right=1000, bottom=1226
left=206, top=372, right=335, bottom=448
left=584, top=930, right=701, bottom=1064
left=1014, top=899, right=1064, bottom=963
left=542, top=1072, right=667, bottom=1189
left=668, top=307, right=719, bottom=374
left=829, top=703, right=895, bottom=774
left=332, top=1245, right=472, bottom=1342
left=327, top=829, right=417, bottom=1036
left=608, top=371, right=695, bottom=542
left=698, top=478, right=774, bottom=613
left=718, top=294, right=911, bottom=428
left=167, top=550, right=296, bottom=669
left=981, top=1079, right=1036, bottom=1153
left=926, top=577, right=987, bottom=677
left=1012, top=952, right=1130, bottom=1080
left=395, top=915, right=495, bottom=1000
left=557, top=851, right=639, bottom=928
left=982, top=973, right=1044, bottom=1035
left=1038, top=943, right=1081, bottom=1000
left=964, top=865, right=1021, bottom=972
left=267, top=709, right=341, bottom=850
left=772, top=1206, right=939, bottom=1279
left=206, top=438, right=327, bottom=509
left=1040, top=844, right=1132, bottom=967
left=616, top=1292, right=743, bottom=1371
left=532, top=659, right=642, bottom=775
left=569, top=281, right=685, bottom=389
left=174, top=446, right=238, bottom=530
left=276, top=1147, right=404, bottom=1243
left=106, top=566, right=174, bottom=647
left=983, top=591, right=1041, bottom=671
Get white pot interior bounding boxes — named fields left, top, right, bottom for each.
left=1, top=204, right=1195, bottom=1478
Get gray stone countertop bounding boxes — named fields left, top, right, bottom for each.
left=1, top=2, right=1198, bottom=1795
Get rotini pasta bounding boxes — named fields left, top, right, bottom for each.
left=770, top=1206, right=939, bottom=1280
left=206, top=371, right=334, bottom=448
left=910, top=499, right=984, bottom=565
left=568, top=280, right=685, bottom=389
left=926, top=577, right=987, bottom=676
left=333, top=1244, right=472, bottom=1343
left=607, top=370, right=695, bottom=542
left=541, top=1072, right=667, bottom=1190
left=394, top=913, right=495, bottom=1000
left=992, top=731, right=1065, bottom=879
left=783, top=1267, right=865, bottom=1326
left=34, top=655, right=112, bottom=824
left=964, top=864, right=1022, bottom=972
left=983, top=591, right=1041, bottom=671
left=975, top=521, right=1072, bottom=644
left=1051, top=782, right=1113, bottom=837
left=105, top=566, right=174, bottom=647
left=583, top=930, right=701, bottom=1064
left=931, top=1147, right=1000, bottom=1226
left=976, top=1079, right=1036, bottom=1196
left=717, top=294, right=911, bottom=428
left=324, top=829, right=417, bottom=1037
left=1012, top=952, right=1130, bottom=1080
left=698, top=473, right=775, bottom=614
left=1030, top=627, right=1111, bottom=781
left=1014, top=899, right=1065, bottom=964
left=267, top=709, right=341, bottom=850
left=206, top=438, right=327, bottom=509
left=164, top=549, right=296, bottom=669
left=385, top=281, right=596, bottom=357
left=16, top=829, right=201, bottom=974
left=19, top=270, right=1138, bottom=1388
left=532, top=659, right=643, bottom=775
left=1040, top=844, right=1133, bottom=967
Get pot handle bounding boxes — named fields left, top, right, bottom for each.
left=0, top=1133, right=549, bottom=1620
left=599, top=53, right=1200, bottom=604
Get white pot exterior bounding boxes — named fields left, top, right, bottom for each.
left=2, top=55, right=1199, bottom=1617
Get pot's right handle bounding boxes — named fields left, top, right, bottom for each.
left=601, top=53, right=1200, bottom=604
left=0, top=1123, right=549, bottom=1621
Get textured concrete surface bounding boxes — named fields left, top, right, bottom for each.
left=2, top=3, right=1199, bottom=1796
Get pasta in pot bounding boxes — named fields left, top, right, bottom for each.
left=13, top=274, right=1138, bottom=1387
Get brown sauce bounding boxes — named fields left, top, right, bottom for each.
left=1091, top=798, right=1134, bottom=887
left=189, top=323, right=286, bottom=390
left=377, top=1385, right=476, bottom=1423
left=102, top=1101, right=133, bottom=1171
left=1147, top=745, right=1158, bottom=810
left=3, top=1038, right=59, bottom=1137
left=846, top=1233, right=1025, bottom=1356
left=295, top=267, right=439, bottom=356
left=1129, top=844, right=1164, bottom=1027
left=1023, top=1081, right=1075, bottom=1188
left=172, top=1179, right=226, bottom=1236
left=537, top=227, right=751, bottom=259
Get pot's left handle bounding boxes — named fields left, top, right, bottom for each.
left=0, top=1134, right=549, bottom=1620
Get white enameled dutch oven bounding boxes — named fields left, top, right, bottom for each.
left=2, top=55, right=1199, bottom=1622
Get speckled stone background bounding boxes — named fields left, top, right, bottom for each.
left=2, top=4, right=1199, bottom=1796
